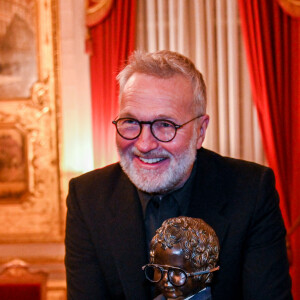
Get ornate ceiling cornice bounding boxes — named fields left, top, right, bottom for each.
left=86, top=0, right=114, bottom=27
left=277, top=0, right=300, bottom=17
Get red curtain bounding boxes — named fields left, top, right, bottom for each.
left=89, top=0, right=137, bottom=168
left=238, top=0, right=300, bottom=298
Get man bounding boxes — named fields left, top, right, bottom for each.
left=65, top=50, right=292, bottom=299
left=144, top=216, right=220, bottom=300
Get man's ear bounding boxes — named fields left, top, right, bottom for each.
left=196, top=115, right=209, bottom=149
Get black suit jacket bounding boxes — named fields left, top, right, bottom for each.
left=65, top=148, right=292, bottom=299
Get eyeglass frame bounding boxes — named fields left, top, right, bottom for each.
left=112, top=115, right=203, bottom=142
left=142, top=263, right=220, bottom=287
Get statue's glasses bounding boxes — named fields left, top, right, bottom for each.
left=142, top=264, right=220, bottom=287
left=112, top=116, right=202, bottom=143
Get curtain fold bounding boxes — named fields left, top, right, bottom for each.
left=136, top=0, right=266, bottom=165
left=89, top=0, right=136, bottom=168
left=237, top=0, right=300, bottom=297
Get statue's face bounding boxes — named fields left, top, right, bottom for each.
left=153, top=244, right=204, bottom=299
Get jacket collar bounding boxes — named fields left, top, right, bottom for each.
left=105, top=169, right=151, bottom=299
left=187, top=148, right=229, bottom=247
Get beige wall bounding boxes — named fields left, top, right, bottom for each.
left=60, top=0, right=94, bottom=196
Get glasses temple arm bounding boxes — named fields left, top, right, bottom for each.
left=190, top=266, right=220, bottom=276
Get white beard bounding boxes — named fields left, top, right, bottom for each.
left=117, top=133, right=198, bottom=194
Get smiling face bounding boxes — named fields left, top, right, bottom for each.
left=153, top=244, right=204, bottom=299
left=116, top=72, right=209, bottom=194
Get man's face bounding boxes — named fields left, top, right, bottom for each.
left=152, top=243, right=203, bottom=299
left=116, top=73, right=208, bottom=194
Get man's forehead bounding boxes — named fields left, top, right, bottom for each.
left=119, top=73, right=195, bottom=116
left=124, top=72, right=189, bottom=85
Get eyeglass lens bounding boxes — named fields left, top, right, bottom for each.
left=144, top=265, right=187, bottom=287
left=116, top=119, right=177, bottom=142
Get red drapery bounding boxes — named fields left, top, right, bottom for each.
left=89, top=0, right=136, bottom=168
left=238, top=0, right=300, bottom=297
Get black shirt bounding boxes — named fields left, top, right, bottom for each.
left=138, top=161, right=197, bottom=249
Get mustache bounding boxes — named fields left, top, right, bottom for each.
left=131, top=147, right=171, bottom=158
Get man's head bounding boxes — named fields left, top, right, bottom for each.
left=115, top=51, right=209, bottom=194
left=146, top=217, right=219, bottom=299
left=117, top=50, right=207, bottom=116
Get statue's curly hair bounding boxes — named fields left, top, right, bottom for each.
left=150, top=216, right=219, bottom=285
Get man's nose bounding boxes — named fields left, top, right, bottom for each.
left=134, top=124, right=159, bottom=153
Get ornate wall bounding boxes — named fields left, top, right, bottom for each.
left=0, top=0, right=66, bottom=298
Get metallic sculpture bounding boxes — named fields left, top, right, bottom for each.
left=143, top=216, right=220, bottom=300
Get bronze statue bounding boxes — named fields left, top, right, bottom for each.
left=143, top=216, right=220, bottom=300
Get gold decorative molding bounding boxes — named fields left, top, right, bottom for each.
left=277, top=0, right=300, bottom=17
left=0, top=0, right=63, bottom=243
left=86, top=0, right=114, bottom=26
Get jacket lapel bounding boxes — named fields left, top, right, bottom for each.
left=187, top=149, right=230, bottom=247
left=105, top=171, right=151, bottom=299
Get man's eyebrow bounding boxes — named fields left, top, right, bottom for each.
left=155, top=114, right=174, bottom=119
left=118, top=112, right=136, bottom=118
left=118, top=113, right=177, bottom=121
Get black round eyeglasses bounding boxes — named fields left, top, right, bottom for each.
left=112, top=115, right=202, bottom=142
left=142, top=264, right=220, bottom=287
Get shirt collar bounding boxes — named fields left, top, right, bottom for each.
left=138, top=160, right=197, bottom=218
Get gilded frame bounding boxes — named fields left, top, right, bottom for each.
left=0, top=123, right=29, bottom=203
left=0, top=0, right=39, bottom=99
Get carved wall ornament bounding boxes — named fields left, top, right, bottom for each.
left=277, top=0, right=300, bottom=17
left=0, top=0, right=63, bottom=243
left=86, top=0, right=114, bottom=27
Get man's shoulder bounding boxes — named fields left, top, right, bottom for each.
left=196, top=148, right=275, bottom=191
left=69, top=162, right=125, bottom=191
left=75, top=161, right=121, bottom=178
left=198, top=148, right=269, bottom=175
